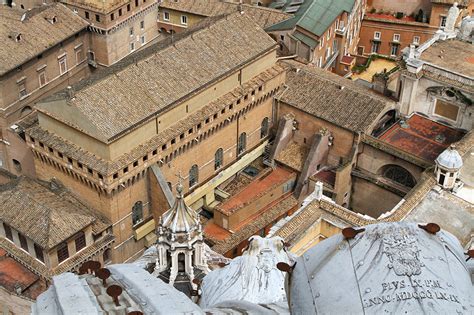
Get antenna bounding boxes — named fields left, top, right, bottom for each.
left=106, top=285, right=123, bottom=307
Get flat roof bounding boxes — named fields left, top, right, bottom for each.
left=379, top=114, right=465, bottom=162
left=216, top=167, right=295, bottom=216
left=420, top=39, right=474, bottom=78
left=0, top=247, right=45, bottom=299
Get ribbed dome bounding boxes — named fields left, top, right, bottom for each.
left=435, top=145, right=463, bottom=170
left=161, top=183, right=200, bottom=234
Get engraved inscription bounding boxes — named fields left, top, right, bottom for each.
left=363, top=279, right=460, bottom=308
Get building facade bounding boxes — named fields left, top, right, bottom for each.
left=267, top=0, right=366, bottom=76
left=0, top=174, right=113, bottom=281
left=60, top=0, right=160, bottom=66
left=0, top=3, right=91, bottom=177
left=358, top=0, right=473, bottom=57
left=25, top=13, right=286, bottom=263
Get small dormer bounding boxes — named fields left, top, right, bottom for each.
left=434, top=144, right=463, bottom=190
left=45, top=15, right=58, bottom=24
left=8, top=32, right=22, bottom=42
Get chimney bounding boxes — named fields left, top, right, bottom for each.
left=314, top=181, right=323, bottom=200
left=66, top=86, right=74, bottom=99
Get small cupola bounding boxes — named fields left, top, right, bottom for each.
left=434, top=144, right=463, bottom=190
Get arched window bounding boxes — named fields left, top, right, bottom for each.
left=382, top=165, right=416, bottom=188
left=260, top=117, right=269, bottom=139
left=132, top=201, right=143, bottom=226
left=215, top=148, right=223, bottom=170
left=238, top=132, right=246, bottom=155
left=189, top=164, right=199, bottom=187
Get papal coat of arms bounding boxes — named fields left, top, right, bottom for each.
left=382, top=230, right=423, bottom=276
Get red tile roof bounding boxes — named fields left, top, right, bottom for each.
left=0, top=245, right=47, bottom=299
left=217, top=167, right=294, bottom=215
left=379, top=114, right=465, bottom=162
left=313, top=170, right=336, bottom=187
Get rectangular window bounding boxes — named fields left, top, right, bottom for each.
left=140, top=20, right=145, bottom=29
left=127, top=4, right=131, bottom=11
left=85, top=11, right=89, bottom=19
left=119, top=8, right=122, bottom=16
left=393, top=34, right=400, bottom=42
left=130, top=42, right=135, bottom=51
left=38, top=71, right=47, bottom=87
left=75, top=232, right=86, bottom=252
left=129, top=27, right=134, bottom=36
left=320, top=36, right=324, bottom=49
left=413, top=36, right=420, bottom=45
left=374, top=31, right=381, bottom=40
left=140, top=35, right=145, bottom=45
left=371, top=41, right=380, bottom=53
left=181, top=15, right=187, bottom=25
left=95, top=14, right=100, bottom=22
left=163, top=11, right=170, bottom=21
left=57, top=242, right=69, bottom=263
left=111, top=13, right=114, bottom=20
left=18, top=81, right=27, bottom=99
left=390, top=44, right=399, bottom=56
left=135, top=0, right=139, bottom=6
left=34, top=243, right=44, bottom=262
left=3, top=223, right=13, bottom=241
left=440, top=16, right=447, bottom=27
left=75, top=48, right=84, bottom=64
left=59, top=56, right=67, bottom=75
left=19, top=233, right=28, bottom=251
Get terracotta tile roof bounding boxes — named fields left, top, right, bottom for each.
left=61, top=0, right=134, bottom=13
left=378, top=114, right=465, bottom=162
left=29, top=64, right=286, bottom=175
left=211, top=194, right=298, bottom=254
left=0, top=177, right=110, bottom=249
left=0, top=3, right=88, bottom=76
left=278, top=61, right=393, bottom=133
left=275, top=141, right=308, bottom=171
left=0, top=234, right=114, bottom=280
left=159, top=0, right=291, bottom=28
left=37, top=13, right=277, bottom=143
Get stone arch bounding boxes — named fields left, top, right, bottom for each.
left=378, top=164, right=416, bottom=188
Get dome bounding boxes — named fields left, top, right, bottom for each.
left=435, top=145, right=463, bottom=170
left=161, top=183, right=200, bottom=234
left=288, top=222, right=474, bottom=314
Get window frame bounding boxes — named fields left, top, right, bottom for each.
left=19, top=233, right=28, bottom=252
left=132, top=201, right=144, bottom=226
left=181, top=15, right=188, bottom=25
left=59, top=56, right=67, bottom=75
left=57, top=242, right=69, bottom=263
left=163, top=11, right=170, bottom=21
left=74, top=231, right=86, bottom=252
left=214, top=148, right=224, bottom=170
left=374, top=31, right=381, bottom=40
left=3, top=223, right=13, bottom=241
left=189, top=164, right=199, bottom=188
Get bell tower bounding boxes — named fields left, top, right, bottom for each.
left=154, top=175, right=208, bottom=293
